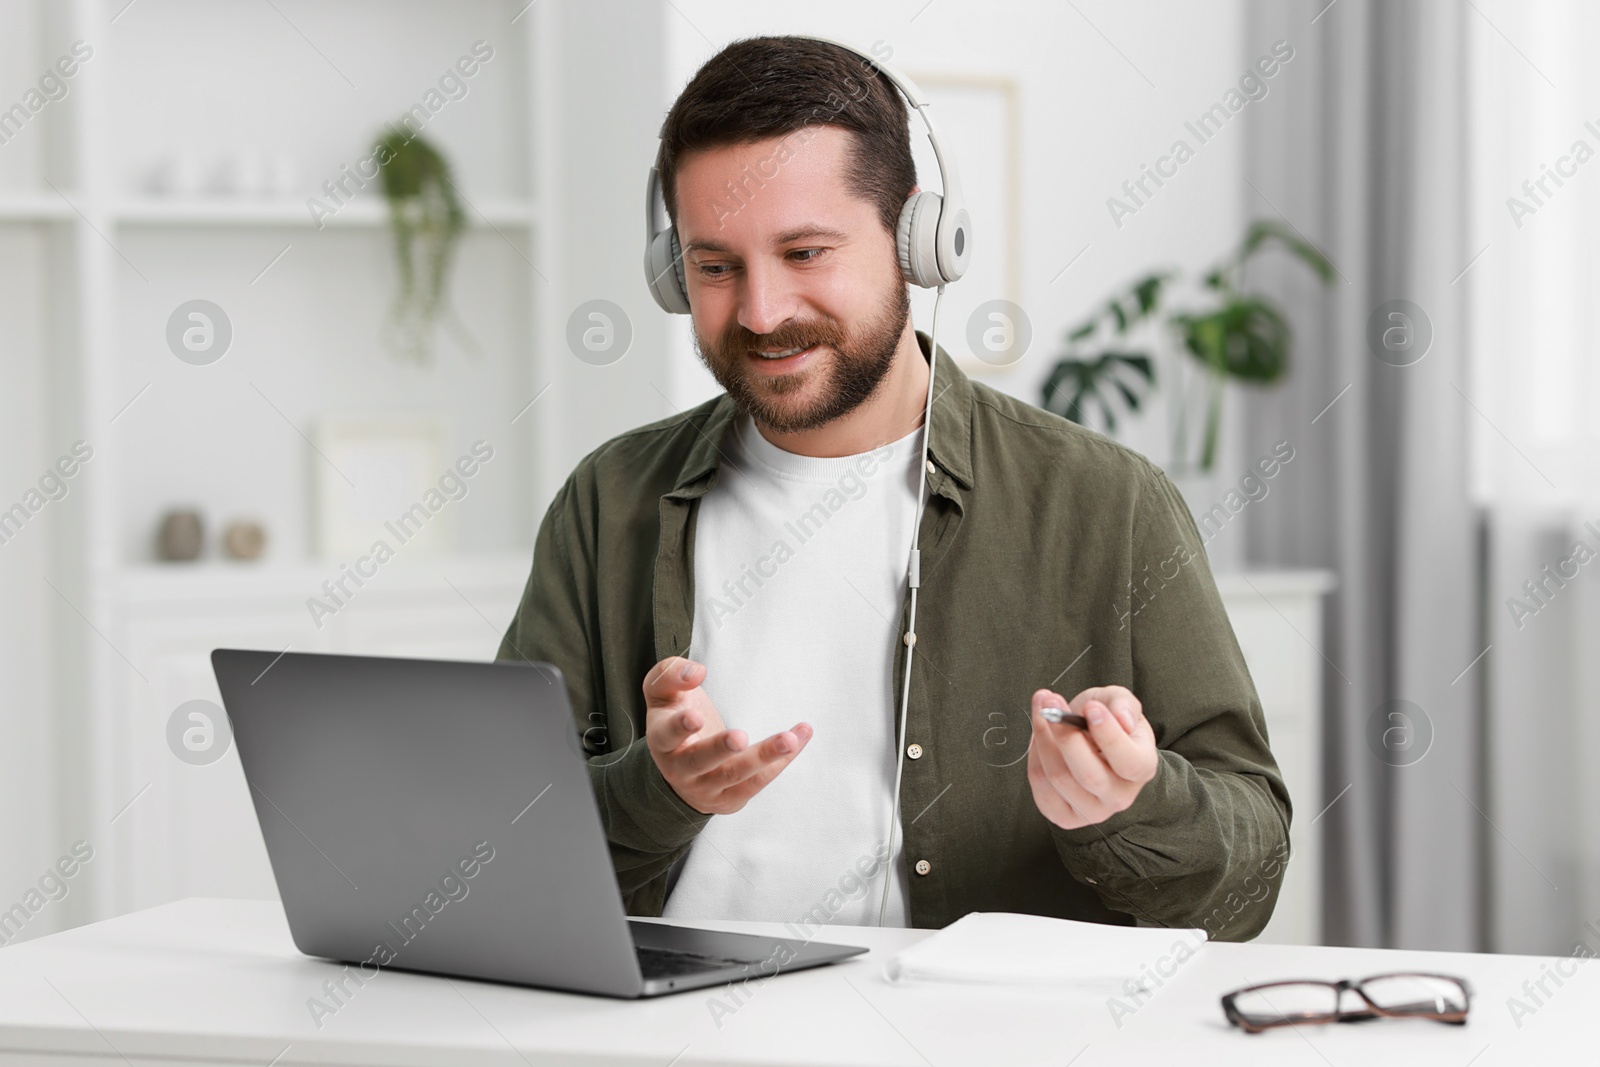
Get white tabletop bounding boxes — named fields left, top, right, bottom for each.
left=0, top=898, right=1586, bottom=1065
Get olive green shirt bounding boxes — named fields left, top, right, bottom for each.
left=496, top=332, right=1291, bottom=941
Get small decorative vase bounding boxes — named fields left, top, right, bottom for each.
left=222, top=520, right=267, bottom=561
left=157, top=509, right=204, bottom=561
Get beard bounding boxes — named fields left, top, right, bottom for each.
left=691, top=270, right=912, bottom=435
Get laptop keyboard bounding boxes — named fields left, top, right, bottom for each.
left=636, top=944, right=760, bottom=979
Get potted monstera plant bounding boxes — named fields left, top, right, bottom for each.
left=1041, top=219, right=1336, bottom=475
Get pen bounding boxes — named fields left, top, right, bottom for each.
left=1038, top=705, right=1088, bottom=729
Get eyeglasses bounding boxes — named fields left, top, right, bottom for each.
left=1221, top=972, right=1472, bottom=1034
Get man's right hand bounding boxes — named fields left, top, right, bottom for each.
left=643, top=655, right=812, bottom=816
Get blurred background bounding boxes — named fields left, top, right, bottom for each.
left=1, top=0, right=1595, bottom=958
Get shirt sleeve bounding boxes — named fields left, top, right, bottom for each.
left=1047, top=462, right=1294, bottom=941
left=496, top=470, right=710, bottom=907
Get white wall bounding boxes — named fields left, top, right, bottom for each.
left=538, top=0, right=671, bottom=500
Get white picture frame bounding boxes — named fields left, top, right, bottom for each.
left=904, top=70, right=1023, bottom=374
left=313, top=413, right=451, bottom=560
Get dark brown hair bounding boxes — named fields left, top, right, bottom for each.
left=657, top=36, right=916, bottom=239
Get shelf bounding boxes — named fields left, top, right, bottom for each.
left=1211, top=568, right=1337, bottom=597
left=0, top=194, right=77, bottom=223
left=110, top=549, right=534, bottom=608
left=111, top=196, right=536, bottom=228
left=0, top=195, right=537, bottom=228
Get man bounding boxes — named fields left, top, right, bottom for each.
left=497, top=36, right=1290, bottom=941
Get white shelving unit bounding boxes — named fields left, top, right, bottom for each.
left=1215, top=569, right=1336, bottom=946
left=102, top=551, right=531, bottom=912
left=0, top=194, right=75, bottom=221
left=0, top=0, right=564, bottom=931
left=0, top=193, right=537, bottom=226
left=108, top=196, right=538, bottom=227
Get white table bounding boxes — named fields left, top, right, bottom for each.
left=0, top=898, right=1585, bottom=1065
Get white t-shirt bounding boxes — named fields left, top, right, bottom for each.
left=660, top=410, right=925, bottom=929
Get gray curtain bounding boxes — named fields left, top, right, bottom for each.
left=1472, top=0, right=1600, bottom=957
left=1239, top=0, right=1481, bottom=950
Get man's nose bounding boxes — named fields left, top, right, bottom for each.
left=736, top=259, right=797, bottom=337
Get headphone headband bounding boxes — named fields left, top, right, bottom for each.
left=643, top=36, right=972, bottom=313
left=805, top=35, right=969, bottom=213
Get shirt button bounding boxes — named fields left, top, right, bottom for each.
left=914, top=859, right=932, bottom=876
left=925, top=459, right=937, bottom=476
left=907, top=743, right=923, bottom=759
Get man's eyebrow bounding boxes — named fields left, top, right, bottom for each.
left=773, top=225, right=849, bottom=245
left=681, top=226, right=850, bottom=257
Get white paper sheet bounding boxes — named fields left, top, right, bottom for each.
left=882, top=911, right=1208, bottom=991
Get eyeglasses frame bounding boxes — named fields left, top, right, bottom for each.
left=1221, top=971, right=1473, bottom=1034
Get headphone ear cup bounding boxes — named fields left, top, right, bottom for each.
left=645, top=228, right=691, bottom=314
left=937, top=203, right=972, bottom=284
left=896, top=190, right=944, bottom=288
left=671, top=231, right=687, bottom=302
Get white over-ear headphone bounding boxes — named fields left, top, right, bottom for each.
left=642, top=37, right=972, bottom=313
left=642, top=37, right=971, bottom=929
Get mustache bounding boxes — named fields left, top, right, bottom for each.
left=714, top=318, right=847, bottom=357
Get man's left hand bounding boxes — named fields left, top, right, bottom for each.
left=1027, top=685, right=1159, bottom=830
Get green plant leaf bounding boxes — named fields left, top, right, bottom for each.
left=375, top=129, right=466, bottom=366
left=1040, top=352, right=1156, bottom=431
left=1133, top=274, right=1165, bottom=313
left=1239, top=219, right=1336, bottom=285
left=1107, top=351, right=1155, bottom=383
left=1109, top=376, right=1144, bottom=411
left=1175, top=298, right=1291, bottom=383
left=1062, top=272, right=1173, bottom=351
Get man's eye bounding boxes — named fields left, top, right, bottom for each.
left=790, top=248, right=823, bottom=263
left=698, top=263, right=732, bottom=278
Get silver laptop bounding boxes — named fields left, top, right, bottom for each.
left=211, top=648, right=867, bottom=998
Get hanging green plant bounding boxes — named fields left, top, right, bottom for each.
left=375, top=129, right=465, bottom=366
left=1039, top=220, right=1335, bottom=472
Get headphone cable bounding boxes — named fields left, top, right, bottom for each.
left=877, top=282, right=944, bottom=927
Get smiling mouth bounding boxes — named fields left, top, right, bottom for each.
left=752, top=344, right=815, bottom=360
